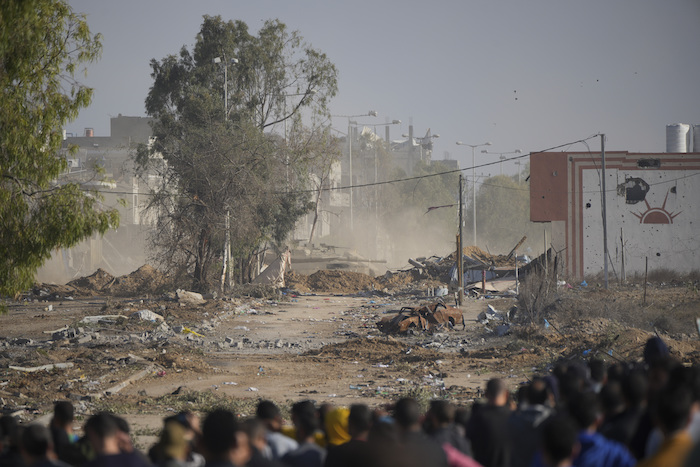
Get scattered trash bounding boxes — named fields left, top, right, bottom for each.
left=180, top=327, right=204, bottom=338
left=478, top=305, right=508, bottom=325
left=247, top=387, right=259, bottom=392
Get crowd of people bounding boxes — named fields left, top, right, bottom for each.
left=1, top=336, right=700, bottom=467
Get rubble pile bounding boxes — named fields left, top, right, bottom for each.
left=444, top=246, right=515, bottom=268
left=33, top=265, right=170, bottom=299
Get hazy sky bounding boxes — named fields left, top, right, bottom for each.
left=66, top=0, right=700, bottom=175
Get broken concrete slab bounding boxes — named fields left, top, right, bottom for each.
left=176, top=289, right=206, bottom=306
left=131, top=309, right=164, bottom=322
left=100, top=365, right=158, bottom=397
left=70, top=335, right=92, bottom=345
left=80, top=315, right=127, bottom=325
left=10, top=363, right=74, bottom=372
left=477, top=305, right=507, bottom=324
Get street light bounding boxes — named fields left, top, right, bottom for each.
left=332, top=111, right=379, bottom=231
left=456, top=141, right=492, bottom=246
left=352, top=119, right=401, bottom=188
left=212, top=56, right=238, bottom=292
left=279, top=90, right=317, bottom=143
left=480, top=149, right=522, bottom=175
left=276, top=90, right=317, bottom=190
left=347, top=119, right=401, bottom=256
left=514, top=161, right=523, bottom=184
left=213, top=56, right=239, bottom=120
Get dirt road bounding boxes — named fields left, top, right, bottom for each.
left=119, top=294, right=495, bottom=404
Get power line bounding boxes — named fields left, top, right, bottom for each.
left=76, top=134, right=700, bottom=198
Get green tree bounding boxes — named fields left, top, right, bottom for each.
left=139, top=16, right=337, bottom=291
left=0, top=0, right=118, bottom=301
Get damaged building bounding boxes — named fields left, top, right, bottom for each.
left=530, top=132, right=700, bottom=279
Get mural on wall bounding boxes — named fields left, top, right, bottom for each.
left=632, top=188, right=682, bottom=224
left=581, top=166, right=698, bottom=276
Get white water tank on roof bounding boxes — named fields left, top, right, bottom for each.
left=693, top=125, right=700, bottom=152
left=666, top=123, right=690, bottom=152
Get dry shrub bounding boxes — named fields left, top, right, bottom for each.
left=624, top=268, right=700, bottom=286
left=517, top=267, right=559, bottom=325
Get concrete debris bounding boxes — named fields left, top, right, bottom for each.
left=494, top=324, right=512, bottom=337
left=477, top=305, right=508, bottom=325
left=71, top=335, right=92, bottom=345
left=80, top=315, right=127, bottom=325
left=131, top=309, right=164, bottom=322
left=176, top=289, right=206, bottom=306
left=10, top=363, right=74, bottom=372
left=101, top=365, right=157, bottom=397
left=11, top=338, right=33, bottom=346
left=51, top=328, right=82, bottom=340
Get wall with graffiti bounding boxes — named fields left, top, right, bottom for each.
left=531, top=151, right=700, bottom=278
left=582, top=166, right=699, bottom=277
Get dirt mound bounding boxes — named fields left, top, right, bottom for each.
left=108, top=264, right=170, bottom=297
left=303, top=270, right=377, bottom=293
left=305, top=338, right=441, bottom=365
left=67, top=268, right=115, bottom=293
left=287, top=269, right=444, bottom=295
left=286, top=270, right=311, bottom=293
left=34, top=265, right=170, bottom=299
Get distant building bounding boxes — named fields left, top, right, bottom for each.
left=530, top=151, right=700, bottom=278
left=38, top=116, right=154, bottom=282
left=390, top=126, right=436, bottom=176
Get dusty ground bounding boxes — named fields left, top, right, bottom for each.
left=0, top=265, right=699, bottom=451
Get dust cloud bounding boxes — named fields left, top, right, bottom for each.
left=333, top=204, right=458, bottom=272
left=36, top=226, right=149, bottom=284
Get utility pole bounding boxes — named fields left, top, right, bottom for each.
left=601, top=134, right=609, bottom=289
left=457, top=174, right=464, bottom=305
left=348, top=122, right=354, bottom=231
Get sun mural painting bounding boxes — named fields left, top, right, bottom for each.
left=632, top=189, right=681, bottom=224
